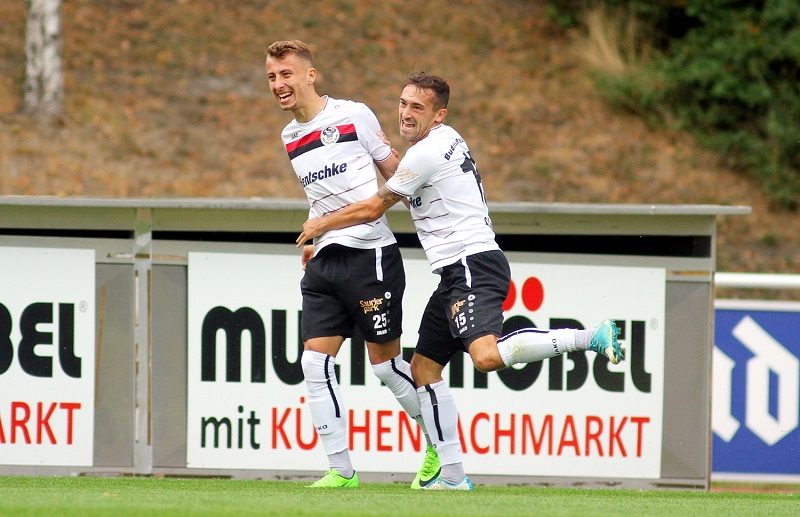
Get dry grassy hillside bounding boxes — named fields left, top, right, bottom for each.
left=0, top=0, right=797, bottom=293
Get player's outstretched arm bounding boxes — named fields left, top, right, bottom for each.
left=296, top=185, right=404, bottom=246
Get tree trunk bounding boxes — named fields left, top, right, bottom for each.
left=23, top=0, right=63, bottom=117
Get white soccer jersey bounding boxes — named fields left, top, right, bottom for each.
left=385, top=124, right=499, bottom=271
left=282, top=97, right=396, bottom=254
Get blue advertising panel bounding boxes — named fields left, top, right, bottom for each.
left=712, top=300, right=800, bottom=478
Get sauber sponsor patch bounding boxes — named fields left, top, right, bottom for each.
left=359, top=297, right=384, bottom=314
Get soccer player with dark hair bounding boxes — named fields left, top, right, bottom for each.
left=297, top=72, right=624, bottom=490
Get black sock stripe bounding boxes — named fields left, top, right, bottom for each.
left=324, top=355, right=341, bottom=418
left=425, top=384, right=444, bottom=442
left=390, top=358, right=417, bottom=389
left=497, top=327, right=550, bottom=343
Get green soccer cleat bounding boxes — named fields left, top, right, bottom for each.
left=306, top=469, right=359, bottom=488
left=421, top=476, right=474, bottom=491
left=588, top=319, right=625, bottom=364
left=411, top=445, right=441, bottom=489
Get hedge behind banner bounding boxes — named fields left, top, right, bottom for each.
left=552, top=0, right=800, bottom=209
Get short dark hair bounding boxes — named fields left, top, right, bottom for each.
left=405, top=72, right=450, bottom=109
left=266, top=40, right=314, bottom=65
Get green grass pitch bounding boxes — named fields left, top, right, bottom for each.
left=1, top=476, right=797, bottom=516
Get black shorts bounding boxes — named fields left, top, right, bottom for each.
left=300, top=243, right=405, bottom=344
left=416, top=250, right=511, bottom=366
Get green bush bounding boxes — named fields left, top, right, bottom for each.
left=558, top=0, right=800, bottom=208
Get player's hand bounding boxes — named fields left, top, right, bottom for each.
left=296, top=217, right=325, bottom=247
left=378, top=130, right=399, bottom=159
left=300, top=245, right=314, bottom=270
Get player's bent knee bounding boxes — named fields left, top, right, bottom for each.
left=410, top=355, right=444, bottom=387
left=470, top=349, right=503, bottom=373
left=301, top=349, right=329, bottom=382
left=467, top=335, right=504, bottom=372
left=365, top=338, right=402, bottom=365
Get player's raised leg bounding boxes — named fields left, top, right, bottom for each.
left=494, top=320, right=624, bottom=369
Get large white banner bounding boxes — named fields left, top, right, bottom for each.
left=0, top=247, right=95, bottom=466
left=187, top=251, right=664, bottom=479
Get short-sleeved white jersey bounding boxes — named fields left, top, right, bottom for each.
left=282, top=96, right=396, bottom=254
left=385, top=124, right=499, bottom=271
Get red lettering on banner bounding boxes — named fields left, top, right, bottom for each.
left=376, top=410, right=392, bottom=452
left=271, top=407, right=291, bottom=449
left=349, top=410, right=370, bottom=450
left=585, top=415, right=604, bottom=456
left=631, top=416, right=650, bottom=457
left=457, top=418, right=467, bottom=453
left=252, top=405, right=652, bottom=459
left=495, top=413, right=516, bottom=454
left=0, top=401, right=82, bottom=445
left=37, top=402, right=57, bottom=444
left=557, top=415, right=580, bottom=456
left=471, top=412, right=490, bottom=454
left=522, top=414, right=553, bottom=454
left=609, top=416, right=628, bottom=457
left=59, top=402, right=80, bottom=445
left=397, top=413, right=420, bottom=452
left=11, top=402, right=31, bottom=444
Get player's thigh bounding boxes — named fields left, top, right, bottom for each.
left=365, top=336, right=402, bottom=365
left=304, top=335, right=346, bottom=357
left=339, top=244, right=405, bottom=343
left=300, top=254, right=354, bottom=341
left=410, top=350, right=446, bottom=386
left=439, top=250, right=510, bottom=343
left=415, top=288, right=462, bottom=367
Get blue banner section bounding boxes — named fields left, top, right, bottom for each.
left=712, top=303, right=800, bottom=476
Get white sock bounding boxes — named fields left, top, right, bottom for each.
left=301, top=350, right=352, bottom=477
left=441, top=463, right=466, bottom=484
left=327, top=450, right=355, bottom=479
left=372, top=355, right=432, bottom=446
left=575, top=329, right=593, bottom=350
left=497, top=327, right=586, bottom=367
left=417, top=380, right=462, bottom=475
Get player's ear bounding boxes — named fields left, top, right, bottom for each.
left=435, top=107, right=448, bottom=123
left=306, top=67, right=316, bottom=85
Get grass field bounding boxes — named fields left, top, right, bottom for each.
left=1, top=476, right=797, bottom=516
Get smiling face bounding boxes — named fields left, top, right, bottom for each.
left=398, top=84, right=448, bottom=144
left=265, top=52, right=316, bottom=115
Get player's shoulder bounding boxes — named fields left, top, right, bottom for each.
left=402, top=138, right=441, bottom=172
left=328, top=99, right=382, bottom=134
left=415, top=125, right=460, bottom=153
left=404, top=125, right=465, bottom=169
left=326, top=97, right=372, bottom=115
left=436, top=123, right=465, bottom=142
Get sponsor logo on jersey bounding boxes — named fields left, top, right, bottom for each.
left=443, top=137, right=465, bottom=160
left=299, top=162, right=349, bottom=187
left=393, top=167, right=419, bottom=183
left=359, top=297, right=384, bottom=314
